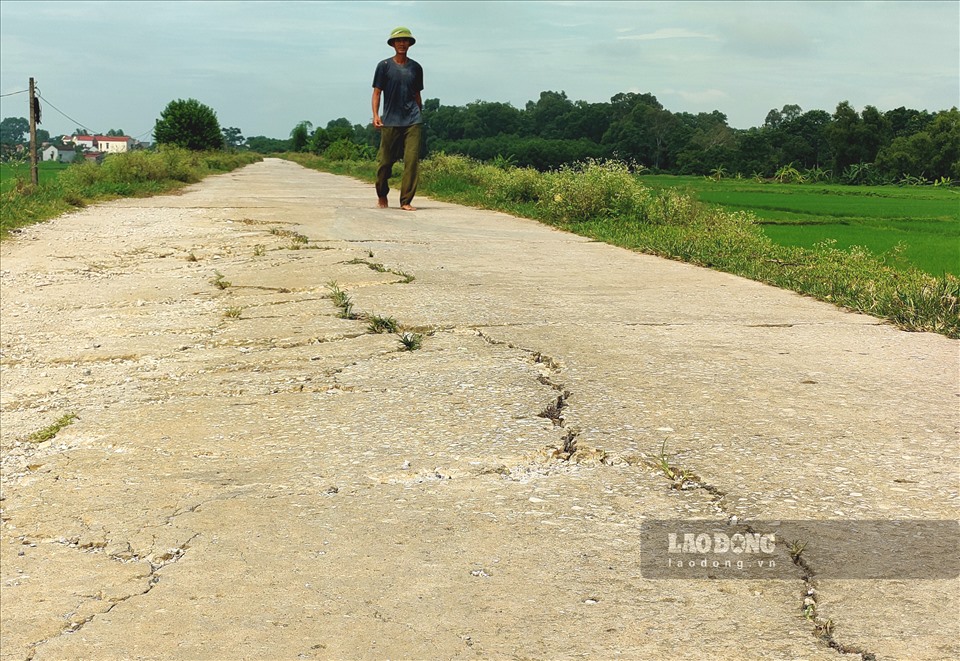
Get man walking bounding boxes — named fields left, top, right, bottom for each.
left=372, top=26, right=424, bottom=211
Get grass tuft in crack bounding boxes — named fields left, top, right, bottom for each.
left=347, top=257, right=387, bottom=272
left=223, top=306, right=242, bottom=319
left=367, top=314, right=400, bottom=334
left=397, top=331, right=423, bottom=351
left=345, top=258, right=416, bottom=283
left=270, top=227, right=309, bottom=244
left=27, top=413, right=78, bottom=443
left=326, top=281, right=358, bottom=319
left=654, top=439, right=695, bottom=488
left=788, top=539, right=807, bottom=564
left=210, top=270, right=231, bottom=290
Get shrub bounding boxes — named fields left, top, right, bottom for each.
left=323, top=139, right=374, bottom=161
left=488, top=165, right=544, bottom=204
left=58, top=160, right=104, bottom=189
left=540, top=158, right=650, bottom=223
left=99, top=151, right=169, bottom=183
left=158, top=146, right=202, bottom=182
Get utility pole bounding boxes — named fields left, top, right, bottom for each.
left=28, top=77, right=38, bottom=186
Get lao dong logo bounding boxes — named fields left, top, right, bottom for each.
left=668, top=531, right=776, bottom=555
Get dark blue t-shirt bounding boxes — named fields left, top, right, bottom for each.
left=372, top=58, right=424, bottom=127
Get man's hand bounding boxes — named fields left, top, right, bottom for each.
left=372, top=88, right=383, bottom=130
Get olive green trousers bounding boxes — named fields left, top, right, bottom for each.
left=376, top=124, right=421, bottom=206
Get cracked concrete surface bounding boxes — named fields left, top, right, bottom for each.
left=1, top=158, right=957, bottom=660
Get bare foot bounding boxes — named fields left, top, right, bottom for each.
left=377, top=197, right=388, bottom=208
left=400, top=204, right=417, bottom=211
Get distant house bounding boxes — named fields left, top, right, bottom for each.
left=64, top=135, right=133, bottom=153
left=69, top=135, right=96, bottom=151
left=96, top=135, right=133, bottom=153
left=42, top=145, right=77, bottom=163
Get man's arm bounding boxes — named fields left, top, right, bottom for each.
left=414, top=90, right=423, bottom=112
left=372, top=88, right=383, bottom=128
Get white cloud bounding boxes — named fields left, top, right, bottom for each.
left=617, top=28, right=717, bottom=41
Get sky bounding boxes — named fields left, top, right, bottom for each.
left=1, top=0, right=958, bottom=141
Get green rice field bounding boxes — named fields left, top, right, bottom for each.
left=0, top=160, right=71, bottom=193
left=641, top=176, right=960, bottom=277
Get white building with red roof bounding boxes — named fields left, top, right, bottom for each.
left=64, top=135, right=134, bottom=153
left=96, top=135, right=133, bottom=153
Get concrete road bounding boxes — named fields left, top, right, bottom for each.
left=2, top=158, right=957, bottom=660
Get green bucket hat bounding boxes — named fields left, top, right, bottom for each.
left=388, top=26, right=416, bottom=46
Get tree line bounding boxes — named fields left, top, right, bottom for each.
left=271, top=91, right=958, bottom=185
left=5, top=91, right=955, bottom=184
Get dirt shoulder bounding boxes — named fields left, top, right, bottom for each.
left=2, top=158, right=956, bottom=660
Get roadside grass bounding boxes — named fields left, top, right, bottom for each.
left=640, top=176, right=959, bottom=277
left=285, top=152, right=959, bottom=338
left=1, top=148, right=262, bottom=238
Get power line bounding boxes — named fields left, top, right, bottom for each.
left=1, top=89, right=29, bottom=98
left=35, top=91, right=148, bottom=141
left=36, top=93, right=96, bottom=135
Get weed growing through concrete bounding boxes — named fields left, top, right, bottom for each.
left=269, top=228, right=309, bottom=244
left=27, top=413, right=78, bottom=443
left=655, top=439, right=678, bottom=480
left=398, top=332, right=423, bottom=351
left=367, top=315, right=400, bottom=334
left=326, top=280, right=349, bottom=306
left=210, top=271, right=231, bottom=289
left=338, top=299, right=355, bottom=319
left=347, top=257, right=387, bottom=272
left=345, top=258, right=416, bottom=283
left=654, top=440, right=695, bottom=487
left=253, top=244, right=266, bottom=256
left=788, top=539, right=807, bottom=563
left=186, top=252, right=198, bottom=262
left=326, top=281, right=358, bottom=319
left=224, top=306, right=242, bottom=319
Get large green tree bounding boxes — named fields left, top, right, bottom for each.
left=876, top=108, right=960, bottom=179
left=153, top=99, right=223, bottom=151
left=826, top=101, right=891, bottom=175
left=289, top=121, right=312, bottom=152
left=246, top=135, right=290, bottom=153
left=221, top=126, right=245, bottom=149
left=0, top=116, right=28, bottom=145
